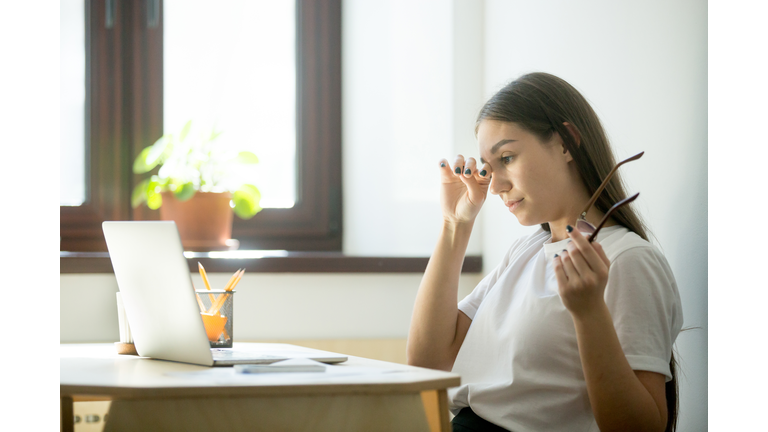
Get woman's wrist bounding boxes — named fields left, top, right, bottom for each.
left=442, top=218, right=475, bottom=234
left=439, top=219, right=475, bottom=250
left=569, top=299, right=611, bottom=326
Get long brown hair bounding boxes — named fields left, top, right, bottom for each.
left=476, top=72, right=680, bottom=431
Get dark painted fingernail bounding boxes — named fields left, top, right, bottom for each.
left=455, top=167, right=461, bottom=174
left=562, top=249, right=567, bottom=253
left=554, top=254, right=559, bottom=258
left=566, top=225, right=573, bottom=233
left=464, top=169, right=471, bottom=175
left=440, top=163, right=446, bottom=167
left=480, top=170, right=487, bottom=176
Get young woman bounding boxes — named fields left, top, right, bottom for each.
left=406, top=72, right=683, bottom=432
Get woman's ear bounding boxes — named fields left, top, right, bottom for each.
left=563, top=122, right=581, bottom=147
left=557, top=122, right=581, bottom=162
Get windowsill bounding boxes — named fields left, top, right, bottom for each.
left=60, top=251, right=483, bottom=274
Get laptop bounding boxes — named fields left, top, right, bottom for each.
left=102, top=221, right=348, bottom=367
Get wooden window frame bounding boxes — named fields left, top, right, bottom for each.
left=60, top=0, right=342, bottom=252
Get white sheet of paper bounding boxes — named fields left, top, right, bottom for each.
left=234, top=358, right=327, bottom=374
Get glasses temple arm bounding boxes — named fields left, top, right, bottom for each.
left=580, top=151, right=644, bottom=218
left=587, top=192, right=640, bottom=243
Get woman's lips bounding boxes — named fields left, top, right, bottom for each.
left=505, top=199, right=523, bottom=211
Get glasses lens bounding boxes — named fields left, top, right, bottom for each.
left=576, top=220, right=595, bottom=234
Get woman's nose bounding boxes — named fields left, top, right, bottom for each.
left=488, top=173, right=509, bottom=196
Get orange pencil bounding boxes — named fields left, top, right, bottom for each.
left=217, top=269, right=242, bottom=342
left=198, top=262, right=216, bottom=304
left=208, top=269, right=242, bottom=315
left=215, top=268, right=244, bottom=342
left=223, top=269, right=242, bottom=292
left=230, top=268, right=245, bottom=290
left=212, top=269, right=241, bottom=312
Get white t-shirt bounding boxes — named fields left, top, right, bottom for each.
left=450, top=225, right=683, bottom=432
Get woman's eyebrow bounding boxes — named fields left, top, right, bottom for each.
left=480, top=139, right=518, bottom=164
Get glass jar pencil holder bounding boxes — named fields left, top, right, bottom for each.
left=195, top=289, right=235, bottom=348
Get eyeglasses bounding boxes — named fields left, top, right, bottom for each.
left=575, top=151, right=644, bottom=243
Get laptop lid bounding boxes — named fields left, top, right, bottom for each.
left=103, top=221, right=215, bottom=366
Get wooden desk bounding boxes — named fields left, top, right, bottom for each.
left=61, top=343, right=460, bottom=432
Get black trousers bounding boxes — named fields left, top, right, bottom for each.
left=451, top=407, right=511, bottom=432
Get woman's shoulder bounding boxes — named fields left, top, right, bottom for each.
left=603, top=228, right=681, bottom=309
left=600, top=227, right=671, bottom=272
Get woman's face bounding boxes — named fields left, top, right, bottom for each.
left=477, top=120, right=584, bottom=227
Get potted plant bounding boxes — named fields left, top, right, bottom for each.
left=131, top=120, right=262, bottom=250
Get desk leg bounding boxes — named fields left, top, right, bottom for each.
left=60, top=396, right=74, bottom=432
left=104, top=393, right=430, bottom=432
left=421, top=389, right=451, bottom=432
left=435, top=390, right=450, bottom=432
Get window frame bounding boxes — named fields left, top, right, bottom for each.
left=59, top=0, right=342, bottom=252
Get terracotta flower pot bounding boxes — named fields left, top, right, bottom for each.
left=159, top=191, right=237, bottom=251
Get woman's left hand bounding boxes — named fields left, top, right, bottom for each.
left=554, top=225, right=611, bottom=318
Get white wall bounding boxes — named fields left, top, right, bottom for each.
left=481, top=1, right=707, bottom=431
left=60, top=273, right=480, bottom=342
left=342, top=0, right=486, bottom=257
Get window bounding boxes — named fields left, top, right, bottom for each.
left=164, top=0, right=297, bottom=208
left=60, top=0, right=87, bottom=207
left=59, top=0, right=341, bottom=252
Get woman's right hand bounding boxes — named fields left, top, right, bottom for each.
left=438, top=155, right=493, bottom=224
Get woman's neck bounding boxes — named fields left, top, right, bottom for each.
left=548, top=208, right=616, bottom=242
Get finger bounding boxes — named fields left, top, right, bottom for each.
left=592, top=241, right=611, bottom=268
left=475, top=162, right=492, bottom=184
left=553, top=254, right=569, bottom=286
left=463, top=157, right=478, bottom=178
left=566, top=225, right=603, bottom=272
left=559, top=250, right=582, bottom=281
left=452, top=154, right=466, bottom=177
left=438, top=158, right=460, bottom=182
left=565, top=244, right=591, bottom=277
left=458, top=163, right=485, bottom=203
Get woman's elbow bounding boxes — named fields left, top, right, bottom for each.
left=405, top=347, right=434, bottom=368
left=406, top=345, right=454, bottom=371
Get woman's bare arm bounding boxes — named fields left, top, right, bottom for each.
left=407, top=155, right=490, bottom=371
left=572, top=304, right=667, bottom=432
left=406, top=221, right=474, bottom=370
left=556, top=229, right=668, bottom=432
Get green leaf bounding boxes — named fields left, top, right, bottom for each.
left=156, top=175, right=170, bottom=188
left=147, top=192, right=163, bottom=210
left=133, top=147, right=155, bottom=174
left=146, top=178, right=163, bottom=210
left=147, top=134, right=170, bottom=162
left=239, top=184, right=260, bottom=198
left=173, top=182, right=197, bottom=201
left=232, top=184, right=262, bottom=219
left=131, top=178, right=150, bottom=208
left=237, top=151, right=260, bottom=164
left=209, top=129, right=223, bottom=142
left=179, top=120, right=192, bottom=142
left=133, top=135, right=171, bottom=174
